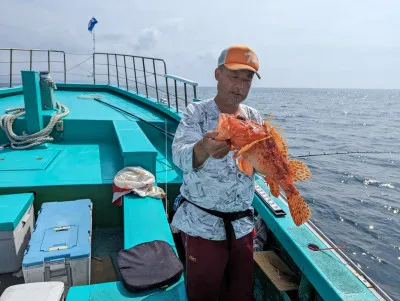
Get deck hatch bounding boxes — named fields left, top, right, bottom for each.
left=0, top=148, right=61, bottom=171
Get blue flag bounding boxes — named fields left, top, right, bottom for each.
left=88, top=17, right=98, bottom=32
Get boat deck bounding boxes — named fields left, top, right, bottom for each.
left=0, top=88, right=182, bottom=188
left=0, top=82, right=390, bottom=301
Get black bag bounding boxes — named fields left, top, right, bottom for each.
left=117, top=240, right=184, bottom=292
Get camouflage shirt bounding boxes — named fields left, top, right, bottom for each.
left=171, top=98, right=263, bottom=240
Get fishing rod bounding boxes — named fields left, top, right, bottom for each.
left=91, top=97, right=175, bottom=137
left=89, top=99, right=400, bottom=159
left=291, top=150, right=400, bottom=158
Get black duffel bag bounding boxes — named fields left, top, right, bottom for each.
left=117, top=240, right=183, bottom=292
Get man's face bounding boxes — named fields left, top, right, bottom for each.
left=215, top=66, right=254, bottom=106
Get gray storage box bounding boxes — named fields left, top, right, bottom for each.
left=0, top=193, right=35, bottom=274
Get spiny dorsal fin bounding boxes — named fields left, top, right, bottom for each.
left=264, top=114, right=274, bottom=125
left=289, top=160, right=311, bottom=181
left=270, top=126, right=288, bottom=157
left=263, top=115, right=287, bottom=154
left=237, top=137, right=269, bottom=156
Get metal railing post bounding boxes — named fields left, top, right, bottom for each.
left=133, top=57, right=138, bottom=93
left=142, top=57, right=148, bottom=97
left=30, top=50, right=32, bottom=71
left=47, top=51, right=50, bottom=72
left=124, top=55, right=128, bottom=90
left=107, top=54, right=110, bottom=85
left=163, top=61, right=170, bottom=107
left=153, top=59, right=159, bottom=101
left=184, top=83, right=188, bottom=106
left=174, top=79, right=178, bottom=112
left=63, top=52, right=66, bottom=83
left=9, top=49, right=12, bottom=87
left=115, top=54, right=119, bottom=87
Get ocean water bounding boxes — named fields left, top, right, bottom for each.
left=197, top=87, right=400, bottom=300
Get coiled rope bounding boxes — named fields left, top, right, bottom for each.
left=0, top=102, right=69, bottom=150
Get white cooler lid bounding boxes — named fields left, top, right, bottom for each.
left=0, top=281, right=64, bottom=301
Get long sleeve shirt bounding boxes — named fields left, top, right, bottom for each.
left=171, top=98, right=263, bottom=240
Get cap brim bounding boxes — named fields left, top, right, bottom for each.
left=224, top=63, right=261, bottom=79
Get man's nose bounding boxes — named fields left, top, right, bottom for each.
left=236, top=80, right=246, bottom=91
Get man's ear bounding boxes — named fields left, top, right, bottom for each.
left=215, top=67, right=221, bottom=81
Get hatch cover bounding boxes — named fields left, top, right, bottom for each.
left=0, top=148, right=61, bottom=171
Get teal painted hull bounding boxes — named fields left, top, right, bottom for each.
left=0, top=80, right=390, bottom=300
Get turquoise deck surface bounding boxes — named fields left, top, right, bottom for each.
left=66, top=194, right=188, bottom=300
left=0, top=90, right=169, bottom=128
left=0, top=143, right=122, bottom=187
left=0, top=88, right=181, bottom=188
left=0, top=193, right=34, bottom=231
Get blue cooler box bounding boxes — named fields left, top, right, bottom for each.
left=22, top=199, right=92, bottom=288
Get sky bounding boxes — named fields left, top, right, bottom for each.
left=1, top=0, right=399, bottom=89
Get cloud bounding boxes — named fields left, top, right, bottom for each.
left=1, top=0, right=399, bottom=88
left=133, top=27, right=160, bottom=52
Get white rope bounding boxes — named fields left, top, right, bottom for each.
left=0, top=101, right=69, bottom=150
left=77, top=94, right=104, bottom=99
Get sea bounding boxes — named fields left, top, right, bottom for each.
left=196, top=87, right=400, bottom=300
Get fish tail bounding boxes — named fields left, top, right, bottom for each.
left=287, top=192, right=311, bottom=226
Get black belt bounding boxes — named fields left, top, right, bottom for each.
left=180, top=197, right=253, bottom=288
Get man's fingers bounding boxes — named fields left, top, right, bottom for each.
left=204, top=131, right=219, bottom=139
left=209, top=143, right=231, bottom=158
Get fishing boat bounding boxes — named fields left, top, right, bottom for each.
left=0, top=48, right=394, bottom=301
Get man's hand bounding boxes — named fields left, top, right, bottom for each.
left=193, top=131, right=231, bottom=168
left=202, top=131, right=231, bottom=159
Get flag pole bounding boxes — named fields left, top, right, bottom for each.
left=92, top=29, right=96, bottom=54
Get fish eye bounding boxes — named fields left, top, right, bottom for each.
left=236, top=115, right=246, bottom=121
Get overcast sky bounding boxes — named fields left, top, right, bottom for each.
left=1, top=0, right=399, bottom=89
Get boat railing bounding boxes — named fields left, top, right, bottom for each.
left=0, top=48, right=67, bottom=87
left=92, top=52, right=198, bottom=112
left=0, top=48, right=198, bottom=112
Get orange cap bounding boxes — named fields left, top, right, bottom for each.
left=218, top=45, right=260, bottom=79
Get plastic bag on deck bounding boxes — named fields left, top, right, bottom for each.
left=112, top=166, right=166, bottom=206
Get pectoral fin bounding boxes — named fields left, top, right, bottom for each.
left=237, top=156, right=254, bottom=176
left=289, top=160, right=311, bottom=182
left=265, top=177, right=280, bottom=198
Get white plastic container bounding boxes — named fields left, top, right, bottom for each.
left=22, top=199, right=92, bottom=289
left=0, top=281, right=64, bottom=301
left=0, top=193, right=35, bottom=274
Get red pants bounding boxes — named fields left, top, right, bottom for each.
left=181, top=231, right=254, bottom=301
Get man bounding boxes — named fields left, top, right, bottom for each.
left=171, top=45, right=263, bottom=301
